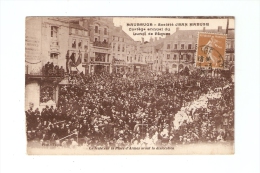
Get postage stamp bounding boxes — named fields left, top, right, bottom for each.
left=196, top=32, right=227, bottom=69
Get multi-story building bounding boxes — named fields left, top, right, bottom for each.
left=81, top=17, right=113, bottom=74
left=160, top=26, right=234, bottom=74
left=111, top=26, right=132, bottom=73
left=127, top=41, right=146, bottom=73
left=68, top=20, right=90, bottom=74
left=225, top=30, right=235, bottom=73
left=111, top=26, right=146, bottom=73
left=25, top=17, right=71, bottom=110
left=162, top=27, right=197, bottom=73
left=25, top=17, right=235, bottom=111
left=140, top=37, right=164, bottom=72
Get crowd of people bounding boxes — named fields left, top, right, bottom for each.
left=42, top=62, right=65, bottom=77
left=26, top=69, right=234, bottom=148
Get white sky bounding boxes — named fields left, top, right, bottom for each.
left=113, top=17, right=235, bottom=42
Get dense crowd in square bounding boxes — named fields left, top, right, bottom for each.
left=26, top=69, right=234, bottom=148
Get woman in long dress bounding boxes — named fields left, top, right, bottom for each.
left=202, top=36, right=223, bottom=66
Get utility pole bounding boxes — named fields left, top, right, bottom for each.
left=226, top=18, right=229, bottom=34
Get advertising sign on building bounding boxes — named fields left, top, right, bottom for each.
left=25, top=17, right=42, bottom=74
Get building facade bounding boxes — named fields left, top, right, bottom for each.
left=81, top=17, right=113, bottom=74
left=25, top=17, right=70, bottom=111
left=111, top=26, right=132, bottom=73
left=111, top=26, right=146, bottom=73
left=157, top=26, right=235, bottom=74
left=68, top=21, right=90, bottom=74
left=140, top=37, right=164, bottom=73
left=25, top=17, right=235, bottom=110
left=225, top=30, right=235, bottom=72
left=162, top=27, right=198, bottom=74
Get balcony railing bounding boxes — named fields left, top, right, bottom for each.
left=93, top=41, right=110, bottom=48
left=26, top=63, right=65, bottom=77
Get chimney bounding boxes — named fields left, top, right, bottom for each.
left=218, top=26, right=222, bottom=32
left=141, top=37, right=144, bottom=44
left=176, top=27, right=179, bottom=32
left=203, top=27, right=205, bottom=32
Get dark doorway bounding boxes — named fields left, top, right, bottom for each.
left=95, top=65, right=104, bottom=74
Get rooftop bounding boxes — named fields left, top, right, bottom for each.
left=112, top=26, right=135, bottom=42
left=69, top=23, right=88, bottom=31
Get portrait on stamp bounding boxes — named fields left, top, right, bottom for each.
left=196, top=32, right=227, bottom=69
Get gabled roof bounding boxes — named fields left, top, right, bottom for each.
left=140, top=27, right=234, bottom=52
left=166, top=28, right=234, bottom=40
left=112, top=26, right=134, bottom=42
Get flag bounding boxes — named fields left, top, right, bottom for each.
left=70, top=53, right=76, bottom=65
left=75, top=51, right=82, bottom=67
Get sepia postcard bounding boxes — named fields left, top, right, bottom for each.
left=25, top=16, right=235, bottom=155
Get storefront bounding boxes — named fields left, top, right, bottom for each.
left=127, top=62, right=148, bottom=73
left=87, top=46, right=112, bottom=74
left=25, top=61, right=65, bottom=111
left=113, top=59, right=127, bottom=73
left=89, top=62, right=111, bottom=74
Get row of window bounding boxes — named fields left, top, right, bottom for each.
left=167, top=43, right=196, bottom=50
left=113, top=43, right=126, bottom=52
left=71, top=39, right=88, bottom=50
left=126, top=56, right=143, bottom=62
left=112, top=55, right=143, bottom=62
left=167, top=42, right=234, bottom=50
left=226, top=42, right=235, bottom=49
left=112, top=44, right=137, bottom=53
left=113, top=36, right=125, bottom=42
left=226, top=54, right=235, bottom=61
left=95, top=26, right=108, bottom=35
left=166, top=54, right=192, bottom=61
left=94, top=37, right=109, bottom=43
left=49, top=52, right=90, bottom=64
left=94, top=53, right=109, bottom=62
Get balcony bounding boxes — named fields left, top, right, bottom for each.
left=93, top=41, right=110, bottom=49
left=25, top=63, right=65, bottom=78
